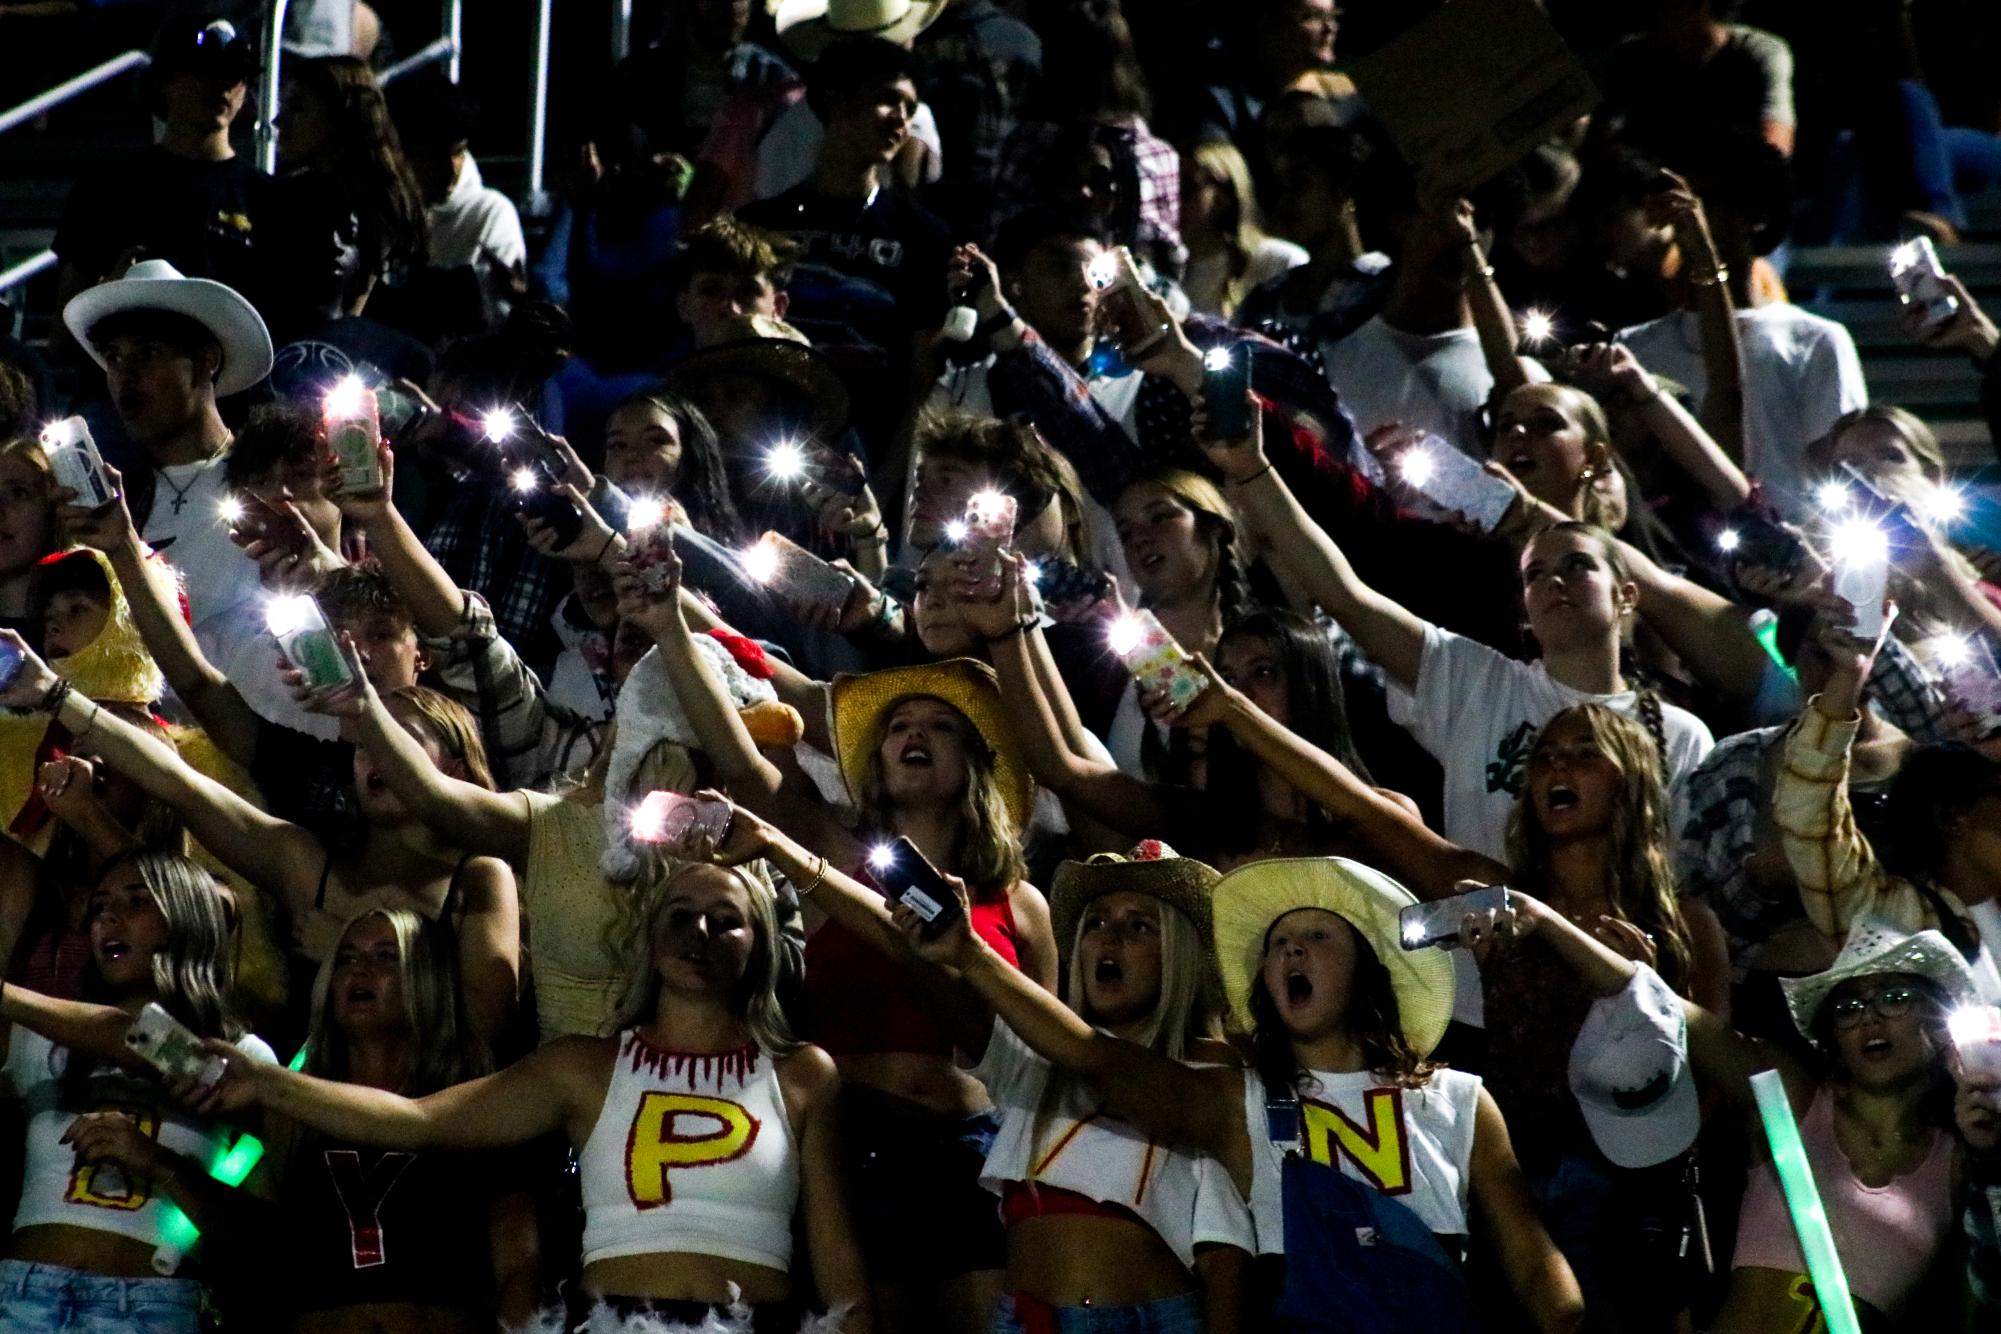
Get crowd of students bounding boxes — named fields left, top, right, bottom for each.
left=1, top=0, right=2000, bottom=1331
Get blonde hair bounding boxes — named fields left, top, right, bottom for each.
left=856, top=697, right=1027, bottom=892
left=303, top=908, right=488, bottom=1093
left=1189, top=140, right=1273, bottom=317
left=1062, top=893, right=1213, bottom=1061
left=89, top=850, right=240, bottom=1040
left=610, top=860, right=799, bottom=1056
left=0, top=436, right=65, bottom=555
left=1505, top=703, right=1692, bottom=990
left=385, top=685, right=493, bottom=791
left=1808, top=404, right=1948, bottom=485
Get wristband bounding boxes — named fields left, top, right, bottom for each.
left=855, top=525, right=890, bottom=548
left=975, top=304, right=1019, bottom=342
left=1233, top=462, right=1275, bottom=486
left=37, top=678, right=71, bottom=716
left=983, top=619, right=1034, bottom=645
left=591, top=530, right=619, bottom=567
left=1685, top=264, right=1730, bottom=288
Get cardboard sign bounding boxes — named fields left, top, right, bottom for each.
left=1349, top=0, right=1600, bottom=199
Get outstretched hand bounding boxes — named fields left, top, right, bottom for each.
left=0, top=629, right=60, bottom=711
left=55, top=463, right=143, bottom=559
left=888, top=874, right=977, bottom=969
left=280, top=632, right=375, bottom=720
left=1193, top=395, right=1269, bottom=484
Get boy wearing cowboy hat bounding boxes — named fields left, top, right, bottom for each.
left=61, top=256, right=275, bottom=652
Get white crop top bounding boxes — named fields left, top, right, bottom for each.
left=579, top=1031, right=797, bottom=1271
left=1243, top=1066, right=1482, bottom=1255
left=974, top=1019, right=1253, bottom=1269
left=4, top=1027, right=275, bottom=1263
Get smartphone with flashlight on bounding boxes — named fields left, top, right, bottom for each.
left=1201, top=343, right=1253, bottom=440
left=1088, top=246, right=1171, bottom=359
left=1889, top=237, right=1960, bottom=335
left=40, top=417, right=116, bottom=509
left=745, top=531, right=857, bottom=615
left=807, top=446, right=871, bottom=499
left=1395, top=437, right=1518, bottom=534
left=630, top=791, right=734, bottom=851
left=1398, top=885, right=1512, bottom=951
left=508, top=458, right=586, bottom=548
left=1718, top=511, right=1808, bottom=582
left=125, top=1003, right=228, bottom=1088
left=870, top=836, right=966, bottom=940
left=953, top=491, right=1018, bottom=602
left=1949, top=1003, right=2001, bottom=1080
left=1110, top=609, right=1208, bottom=713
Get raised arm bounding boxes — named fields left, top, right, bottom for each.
left=1195, top=670, right=1503, bottom=895
left=317, top=647, right=531, bottom=863
left=1198, top=404, right=1428, bottom=689
left=1563, top=342, right=1751, bottom=512
left=206, top=1033, right=598, bottom=1151
left=1, top=984, right=159, bottom=1071
left=63, top=476, right=263, bottom=767
left=1450, top=203, right=1531, bottom=396
left=451, top=857, right=522, bottom=1048
left=329, top=440, right=467, bottom=639
left=1652, top=174, right=1746, bottom=462
left=0, top=633, right=324, bottom=914
left=900, top=883, right=1242, bottom=1165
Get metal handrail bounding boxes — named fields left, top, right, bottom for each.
left=0, top=250, right=58, bottom=296
left=381, top=36, right=458, bottom=85
left=442, top=0, right=463, bottom=83
left=0, top=49, right=151, bottom=138
left=525, top=0, right=553, bottom=213
left=612, top=0, right=633, bottom=62
left=255, top=0, right=292, bottom=173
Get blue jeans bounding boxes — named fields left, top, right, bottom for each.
left=991, top=1291, right=1204, bottom=1333
left=0, top=1259, right=201, bottom=1333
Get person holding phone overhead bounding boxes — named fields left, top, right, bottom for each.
left=0, top=849, right=273, bottom=1332
left=888, top=853, right=1583, bottom=1333
left=661, top=787, right=1256, bottom=1334
left=634, top=540, right=1055, bottom=1334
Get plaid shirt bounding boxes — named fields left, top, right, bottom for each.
left=993, top=118, right=1180, bottom=253
left=422, top=469, right=569, bottom=680
left=431, top=591, right=606, bottom=793
left=912, top=0, right=1041, bottom=233
left=1678, top=636, right=1957, bottom=974
left=1774, top=698, right=1976, bottom=945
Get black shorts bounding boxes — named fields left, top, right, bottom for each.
left=838, top=1082, right=1006, bottom=1280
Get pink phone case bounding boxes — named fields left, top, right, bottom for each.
left=631, top=792, right=734, bottom=848
left=1115, top=610, right=1207, bottom=711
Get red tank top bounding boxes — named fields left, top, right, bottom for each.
left=804, top=869, right=1021, bottom=1058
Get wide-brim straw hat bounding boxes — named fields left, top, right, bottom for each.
left=1780, top=918, right=1978, bottom=1042
left=829, top=658, right=1030, bottom=829
left=64, top=258, right=274, bottom=398
left=1211, top=857, right=1454, bottom=1057
left=662, top=314, right=850, bottom=446
left=774, top=0, right=949, bottom=60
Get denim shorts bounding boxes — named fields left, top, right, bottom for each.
left=0, top=1259, right=202, bottom=1334
left=991, top=1291, right=1204, bottom=1334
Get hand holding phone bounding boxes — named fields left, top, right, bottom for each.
left=1395, top=438, right=1517, bottom=534
left=125, top=1003, right=227, bottom=1088
left=40, top=417, right=117, bottom=509
left=1889, top=237, right=1960, bottom=335
left=1109, top=610, right=1207, bottom=713
left=630, top=791, right=735, bottom=852
left=1200, top=343, right=1253, bottom=440
left=1089, top=247, right=1171, bottom=358
left=869, top=836, right=967, bottom=941
left=1399, top=885, right=1513, bottom=951
left=744, top=531, right=857, bottom=614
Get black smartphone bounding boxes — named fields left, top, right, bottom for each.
left=808, top=448, right=870, bottom=498
left=1034, top=558, right=1111, bottom=605
left=376, top=384, right=424, bottom=442
left=1201, top=343, right=1253, bottom=439
left=871, top=836, right=966, bottom=940
left=508, top=458, right=585, bottom=547
left=1722, top=512, right=1807, bottom=581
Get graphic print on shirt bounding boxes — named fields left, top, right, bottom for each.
left=65, top=1105, right=160, bottom=1210
left=325, top=1149, right=417, bottom=1268
left=625, top=1091, right=761, bottom=1209
left=1485, top=720, right=1539, bottom=797
left=1301, top=1088, right=1412, bottom=1196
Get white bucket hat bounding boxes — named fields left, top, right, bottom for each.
left=773, top=0, right=948, bottom=60
left=63, top=258, right=275, bottom=398
left=1568, top=964, right=1700, bottom=1168
left=1780, top=918, right=1979, bottom=1043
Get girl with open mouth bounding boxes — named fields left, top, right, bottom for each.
left=0, top=850, right=272, bottom=1332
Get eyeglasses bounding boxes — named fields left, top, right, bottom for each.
left=1828, top=986, right=1921, bottom=1028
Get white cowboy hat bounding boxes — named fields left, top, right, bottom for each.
left=63, top=258, right=274, bottom=398
left=773, top=0, right=949, bottom=60
left=1568, top=964, right=1699, bottom=1169
left=1779, top=918, right=1979, bottom=1043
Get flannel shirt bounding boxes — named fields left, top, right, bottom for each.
left=1679, top=636, right=1957, bottom=975
left=422, top=468, right=568, bottom=679
left=1774, top=698, right=1975, bottom=944
left=432, top=591, right=606, bottom=793
left=993, top=118, right=1180, bottom=253
left=912, top=0, right=1041, bottom=234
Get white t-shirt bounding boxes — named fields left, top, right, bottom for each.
left=1318, top=318, right=1498, bottom=461
left=429, top=154, right=528, bottom=320
left=205, top=598, right=342, bottom=740
left=4, top=1027, right=274, bottom=1263
left=1616, top=304, right=1866, bottom=517
left=1243, top=1066, right=1483, bottom=1254
left=974, top=1019, right=1253, bottom=1269
left=1184, top=237, right=1310, bottom=318
left=139, top=455, right=261, bottom=641
left=1388, top=624, right=1713, bottom=1025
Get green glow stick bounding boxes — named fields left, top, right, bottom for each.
left=1749, top=1069, right=1861, bottom=1334
left=1753, top=614, right=1797, bottom=679
left=150, top=1043, right=309, bottom=1274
